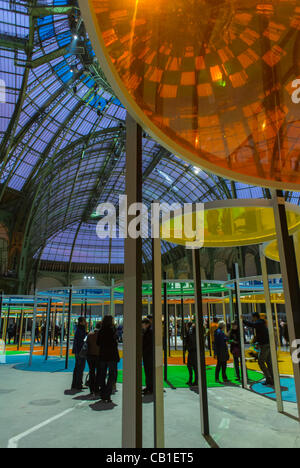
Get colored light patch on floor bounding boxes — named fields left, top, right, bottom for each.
left=251, top=377, right=297, bottom=403
left=246, top=350, right=294, bottom=376
left=9, top=354, right=262, bottom=389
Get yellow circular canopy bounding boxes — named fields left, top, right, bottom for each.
left=80, top=0, right=300, bottom=189
left=160, top=200, right=300, bottom=248
left=264, top=229, right=300, bottom=263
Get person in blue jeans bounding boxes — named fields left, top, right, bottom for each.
left=97, top=315, right=120, bottom=403
left=71, top=317, right=87, bottom=391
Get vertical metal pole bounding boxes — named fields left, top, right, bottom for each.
left=163, top=272, right=168, bottom=381
left=228, top=274, right=234, bottom=321
left=174, top=303, right=177, bottom=351
left=152, top=237, right=165, bottom=448
left=168, top=303, right=171, bottom=358
left=29, top=293, right=38, bottom=367
left=110, top=278, right=115, bottom=318
left=44, top=298, right=51, bottom=360
left=25, top=316, right=28, bottom=343
left=122, top=114, right=143, bottom=448
left=274, top=303, right=280, bottom=349
left=18, top=308, right=24, bottom=351
left=60, top=302, right=65, bottom=358
left=0, top=291, right=3, bottom=336
left=235, top=264, right=248, bottom=389
left=260, top=247, right=284, bottom=413
left=222, top=293, right=227, bottom=332
left=148, top=295, right=151, bottom=316
left=181, top=295, right=185, bottom=364
left=272, top=190, right=300, bottom=419
left=65, top=286, right=73, bottom=370
left=5, top=300, right=10, bottom=345
left=208, top=303, right=212, bottom=357
left=52, top=304, right=56, bottom=351
left=192, top=249, right=209, bottom=436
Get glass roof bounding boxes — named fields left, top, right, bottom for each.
left=0, top=0, right=299, bottom=267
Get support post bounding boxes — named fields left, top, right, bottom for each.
left=0, top=292, right=3, bottom=338
left=152, top=237, right=165, bottom=448
left=122, top=114, right=143, bottom=448
left=274, top=303, right=280, bottom=349
left=52, top=304, right=56, bottom=350
left=110, top=278, right=115, bottom=318
left=260, top=246, right=284, bottom=413
left=222, top=293, right=227, bottom=332
left=181, top=295, right=185, bottom=364
left=174, top=304, right=177, bottom=351
left=29, top=292, right=38, bottom=367
left=163, top=272, right=168, bottom=381
left=44, top=299, right=51, bottom=360
left=18, top=309, right=24, bottom=351
left=235, top=263, right=248, bottom=389
left=65, top=286, right=73, bottom=370
left=272, top=190, right=300, bottom=419
left=192, top=248, right=209, bottom=436
left=5, top=300, right=11, bottom=345
left=60, top=302, right=65, bottom=358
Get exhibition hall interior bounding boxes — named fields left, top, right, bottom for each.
left=1, top=0, right=300, bottom=449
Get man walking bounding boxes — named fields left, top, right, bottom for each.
left=244, top=313, right=274, bottom=386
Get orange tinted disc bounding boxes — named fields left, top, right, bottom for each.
left=81, top=0, right=300, bottom=189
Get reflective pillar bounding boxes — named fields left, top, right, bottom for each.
left=235, top=264, right=248, bottom=389
left=260, top=246, right=284, bottom=413
left=192, top=249, right=209, bottom=436
left=152, top=237, right=165, bottom=448
left=122, top=114, right=143, bottom=448
left=272, top=191, right=300, bottom=419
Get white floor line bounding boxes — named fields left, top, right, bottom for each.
left=7, top=401, right=86, bottom=448
left=218, top=418, right=231, bottom=430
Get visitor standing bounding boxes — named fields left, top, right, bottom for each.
left=71, top=317, right=87, bottom=391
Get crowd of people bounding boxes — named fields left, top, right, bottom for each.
left=69, top=309, right=278, bottom=408
left=70, top=314, right=156, bottom=403
left=183, top=312, right=276, bottom=386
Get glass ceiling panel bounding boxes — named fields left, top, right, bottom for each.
left=1, top=0, right=299, bottom=266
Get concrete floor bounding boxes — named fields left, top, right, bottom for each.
left=0, top=363, right=300, bottom=449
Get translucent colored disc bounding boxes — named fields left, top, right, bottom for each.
left=160, top=202, right=300, bottom=247
left=82, top=0, right=300, bottom=189
left=264, top=230, right=300, bottom=262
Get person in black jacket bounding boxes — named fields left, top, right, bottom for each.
left=142, top=318, right=153, bottom=395
left=97, top=315, right=119, bottom=403
left=71, top=317, right=87, bottom=391
left=185, top=322, right=198, bottom=386
left=214, top=321, right=229, bottom=384
left=244, top=313, right=274, bottom=386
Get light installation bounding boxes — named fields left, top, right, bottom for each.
left=81, top=0, right=300, bottom=189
